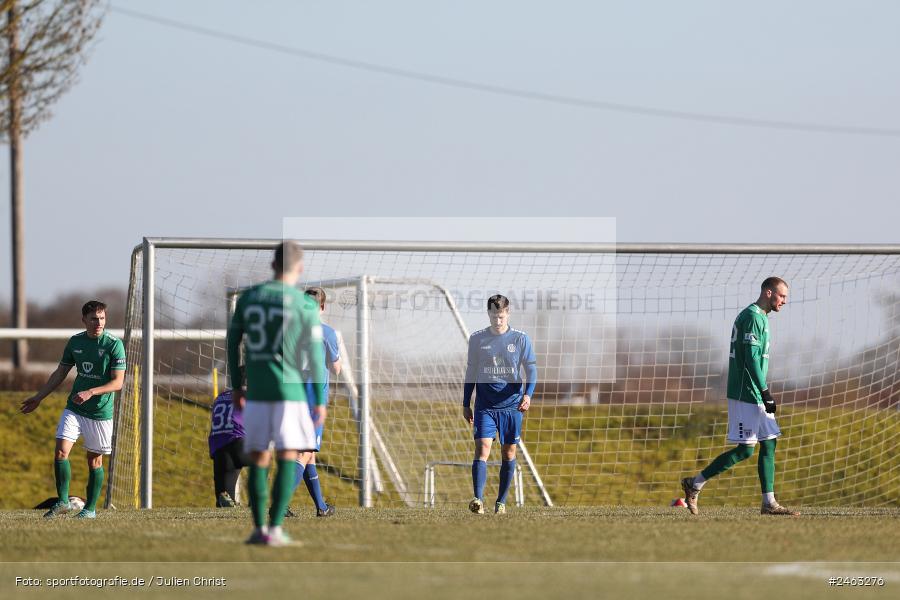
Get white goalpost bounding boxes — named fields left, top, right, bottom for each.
left=223, top=275, right=556, bottom=508
left=107, top=239, right=900, bottom=510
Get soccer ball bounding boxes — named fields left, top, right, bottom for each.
left=68, top=497, right=85, bottom=512
left=670, top=497, right=687, bottom=508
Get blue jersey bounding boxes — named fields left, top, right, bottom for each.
left=463, top=327, right=537, bottom=411
left=304, top=323, right=340, bottom=405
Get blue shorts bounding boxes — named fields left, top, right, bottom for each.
left=313, top=424, right=323, bottom=452
left=308, top=405, right=324, bottom=452
left=473, top=408, right=522, bottom=445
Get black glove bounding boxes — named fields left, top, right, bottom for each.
left=761, top=389, right=777, bottom=414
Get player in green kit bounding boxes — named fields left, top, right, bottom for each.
left=227, top=241, right=327, bottom=546
left=681, top=277, right=799, bottom=516
left=20, top=301, right=126, bottom=519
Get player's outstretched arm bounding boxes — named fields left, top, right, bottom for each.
left=20, top=364, right=73, bottom=414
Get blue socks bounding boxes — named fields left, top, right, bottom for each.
left=303, top=464, right=327, bottom=511
left=472, top=458, right=516, bottom=503
left=497, top=459, right=516, bottom=504
left=472, top=459, right=487, bottom=499
left=294, top=461, right=306, bottom=492
left=292, top=461, right=327, bottom=511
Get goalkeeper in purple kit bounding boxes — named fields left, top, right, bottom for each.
left=208, top=380, right=247, bottom=508
left=463, top=294, right=537, bottom=515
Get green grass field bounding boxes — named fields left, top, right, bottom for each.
left=5, top=391, right=898, bottom=510
left=1, top=507, right=898, bottom=599
left=4, top=392, right=899, bottom=599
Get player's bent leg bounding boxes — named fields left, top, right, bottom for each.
left=49, top=428, right=77, bottom=512
left=215, top=441, right=242, bottom=507
left=54, top=437, right=75, bottom=461
left=702, top=443, right=755, bottom=479
left=213, top=449, right=228, bottom=503
left=682, top=444, right=755, bottom=515
left=304, top=447, right=332, bottom=515
left=45, top=436, right=77, bottom=519
left=51, top=438, right=75, bottom=518
left=303, top=463, right=329, bottom=514
left=293, top=451, right=313, bottom=491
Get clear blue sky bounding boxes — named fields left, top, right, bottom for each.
left=2, top=0, right=899, bottom=301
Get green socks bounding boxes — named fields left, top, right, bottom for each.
left=701, top=443, right=755, bottom=480
left=248, top=460, right=299, bottom=529
left=699, top=439, right=777, bottom=494
left=248, top=466, right=270, bottom=529
left=757, top=438, right=777, bottom=493
left=85, top=466, right=104, bottom=511
left=54, top=459, right=71, bottom=503
left=268, top=459, right=295, bottom=528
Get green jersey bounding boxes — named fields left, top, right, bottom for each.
left=727, top=303, right=770, bottom=404
left=226, top=280, right=326, bottom=405
left=60, top=331, right=127, bottom=421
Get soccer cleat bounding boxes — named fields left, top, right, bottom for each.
left=761, top=502, right=800, bottom=516
left=216, top=492, right=236, bottom=508
left=494, top=502, right=506, bottom=515
left=681, top=477, right=701, bottom=515
left=468, top=497, right=485, bottom=515
left=73, top=509, right=96, bottom=519
left=43, top=500, right=71, bottom=519
left=244, top=528, right=269, bottom=545
left=316, top=503, right=335, bottom=518
left=283, top=506, right=298, bottom=518
left=265, top=528, right=294, bottom=547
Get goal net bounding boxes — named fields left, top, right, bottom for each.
left=107, top=240, right=900, bottom=509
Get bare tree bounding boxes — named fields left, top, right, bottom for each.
left=0, top=0, right=104, bottom=368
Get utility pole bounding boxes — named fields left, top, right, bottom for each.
left=7, top=1, right=27, bottom=368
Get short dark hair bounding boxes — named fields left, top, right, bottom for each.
left=487, top=294, right=510, bottom=311
left=81, top=300, right=107, bottom=317
left=305, top=287, right=326, bottom=309
left=272, top=241, right=304, bottom=273
left=761, top=277, right=788, bottom=292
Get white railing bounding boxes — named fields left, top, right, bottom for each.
left=0, top=328, right=226, bottom=340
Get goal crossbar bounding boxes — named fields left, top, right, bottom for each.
left=110, top=238, right=900, bottom=509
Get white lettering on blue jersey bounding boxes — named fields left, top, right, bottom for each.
left=465, top=327, right=537, bottom=411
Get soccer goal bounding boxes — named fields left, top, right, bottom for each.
left=107, top=239, right=900, bottom=509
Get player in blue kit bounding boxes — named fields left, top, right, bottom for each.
left=463, top=294, right=537, bottom=515
left=291, top=287, right=341, bottom=517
